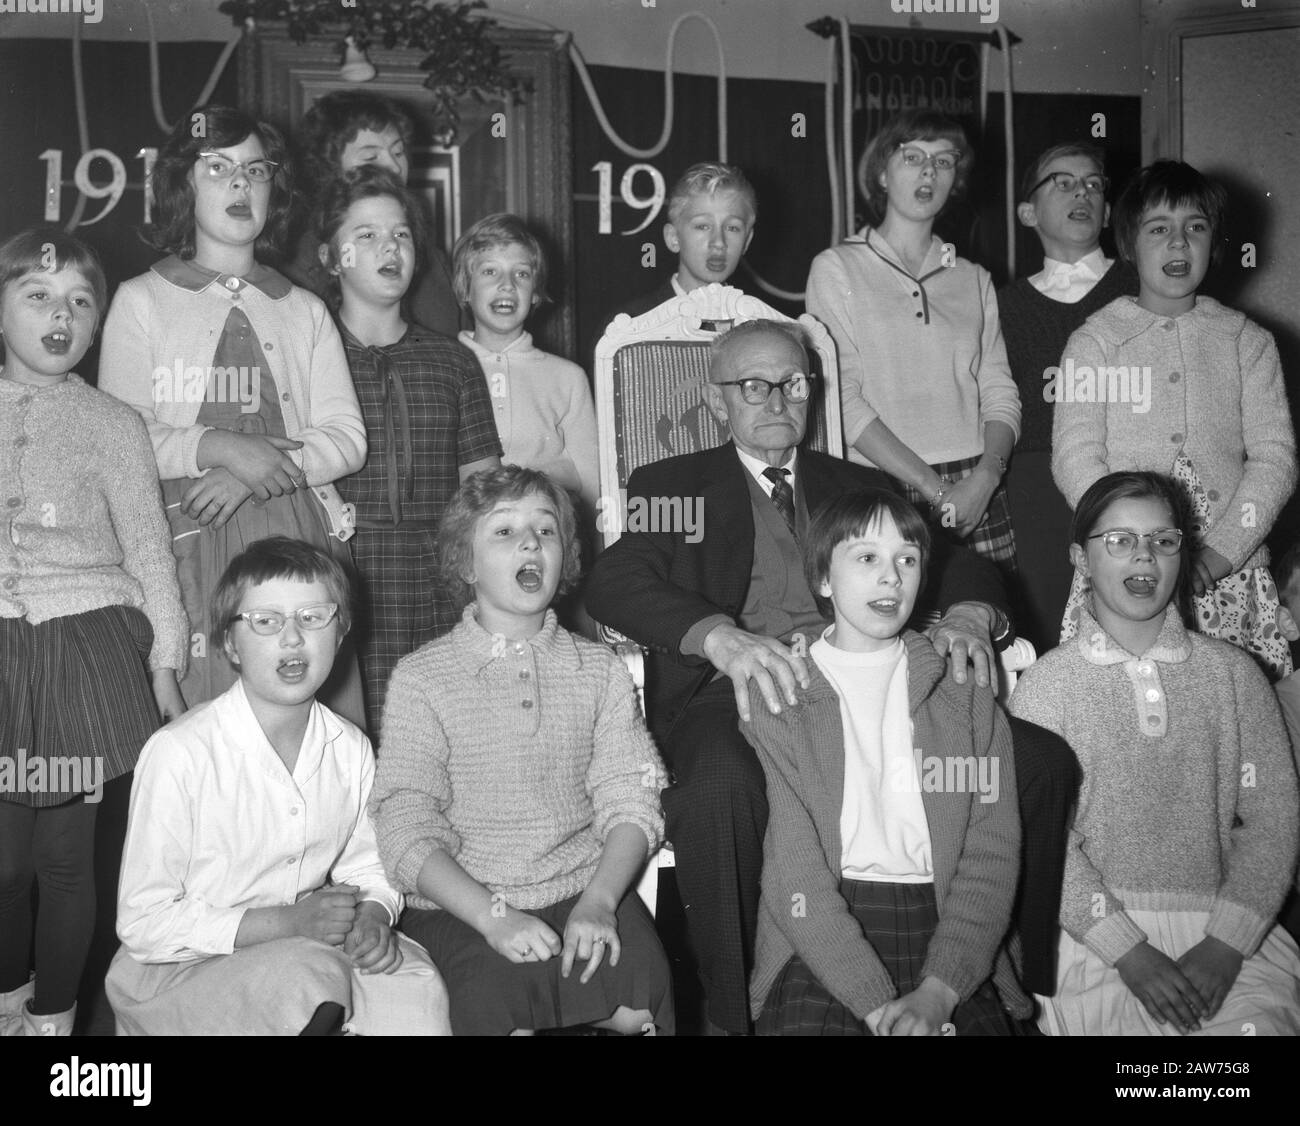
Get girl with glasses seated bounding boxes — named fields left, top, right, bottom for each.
left=806, top=108, right=1021, bottom=577
left=106, top=537, right=451, bottom=1035
left=1010, top=471, right=1300, bottom=1036
left=1053, top=160, right=1296, bottom=680
left=99, top=104, right=367, bottom=725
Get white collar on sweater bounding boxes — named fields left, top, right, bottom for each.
left=1074, top=602, right=1191, bottom=667
left=458, top=329, right=537, bottom=359
left=1083, top=294, right=1247, bottom=344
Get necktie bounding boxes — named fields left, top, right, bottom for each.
left=763, top=466, right=797, bottom=539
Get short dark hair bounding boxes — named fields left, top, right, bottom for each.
left=1021, top=141, right=1106, bottom=202
left=666, top=162, right=759, bottom=225
left=708, top=318, right=809, bottom=380
left=296, top=90, right=413, bottom=197
left=1273, top=542, right=1300, bottom=606
left=0, top=226, right=108, bottom=339
left=437, top=466, right=582, bottom=613
left=803, top=488, right=931, bottom=620
left=313, top=166, right=430, bottom=310
left=211, top=535, right=353, bottom=649
left=450, top=213, right=550, bottom=309
left=144, top=105, right=293, bottom=261
left=1111, top=159, right=1228, bottom=266
left=857, top=109, right=971, bottom=224
left=1070, top=470, right=1191, bottom=591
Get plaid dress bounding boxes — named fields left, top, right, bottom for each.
left=336, top=324, right=501, bottom=737
left=898, top=454, right=1018, bottom=576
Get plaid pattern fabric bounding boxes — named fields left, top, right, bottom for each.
left=899, top=454, right=1018, bottom=573
left=336, top=325, right=501, bottom=525
left=756, top=879, right=1013, bottom=1036
left=336, top=325, right=502, bottom=736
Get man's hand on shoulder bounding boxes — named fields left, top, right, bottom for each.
left=927, top=602, right=1000, bottom=691
left=701, top=623, right=809, bottom=722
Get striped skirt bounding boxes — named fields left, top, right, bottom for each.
left=898, top=454, right=1018, bottom=575
left=756, top=879, right=1013, bottom=1036
left=0, top=606, right=159, bottom=808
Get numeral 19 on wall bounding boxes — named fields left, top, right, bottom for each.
left=39, top=147, right=158, bottom=227
left=591, top=161, right=667, bottom=235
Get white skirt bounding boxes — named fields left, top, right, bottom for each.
left=1038, top=907, right=1300, bottom=1036
left=106, top=934, right=451, bottom=1036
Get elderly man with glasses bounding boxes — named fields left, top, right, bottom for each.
left=586, top=319, right=1077, bottom=1033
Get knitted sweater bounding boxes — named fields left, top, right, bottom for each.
left=805, top=227, right=1021, bottom=467
left=742, top=630, right=1029, bottom=1021
left=458, top=331, right=600, bottom=511
left=0, top=375, right=188, bottom=673
left=997, top=262, right=1137, bottom=453
left=1051, top=296, right=1297, bottom=572
left=1009, top=605, right=1298, bottom=966
left=369, top=606, right=666, bottom=911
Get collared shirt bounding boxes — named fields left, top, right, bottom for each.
left=734, top=446, right=798, bottom=498
left=117, top=680, right=400, bottom=963
left=806, top=227, right=1020, bottom=468
left=1029, top=248, right=1113, bottom=304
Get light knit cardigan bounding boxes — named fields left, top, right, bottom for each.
left=98, top=258, right=365, bottom=486
left=0, top=375, right=187, bottom=673
left=805, top=227, right=1021, bottom=468
left=369, top=606, right=666, bottom=911
left=1052, top=295, right=1297, bottom=572
left=742, top=630, right=1029, bottom=1022
left=1009, top=604, right=1299, bottom=966
left=458, top=331, right=600, bottom=512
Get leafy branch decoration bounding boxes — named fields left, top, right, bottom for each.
left=222, top=0, right=531, bottom=143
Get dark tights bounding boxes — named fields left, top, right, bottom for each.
left=0, top=796, right=98, bottom=1014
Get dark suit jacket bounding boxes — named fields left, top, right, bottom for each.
left=584, top=442, right=1009, bottom=742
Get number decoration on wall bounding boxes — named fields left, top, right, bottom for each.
left=591, top=161, right=666, bottom=236
left=39, top=147, right=158, bottom=229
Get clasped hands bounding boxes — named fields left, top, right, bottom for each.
left=704, top=601, right=1001, bottom=722
left=482, top=892, right=620, bottom=985
left=290, top=884, right=403, bottom=975
left=183, top=431, right=306, bottom=528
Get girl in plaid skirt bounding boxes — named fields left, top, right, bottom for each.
left=806, top=110, right=1021, bottom=577
left=741, top=489, right=1027, bottom=1035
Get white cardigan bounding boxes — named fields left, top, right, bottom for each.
left=100, top=257, right=365, bottom=488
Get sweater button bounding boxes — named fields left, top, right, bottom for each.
left=1169, top=371, right=1180, bottom=383
left=264, top=342, right=274, bottom=351
left=912, top=291, right=919, bottom=297
left=1207, top=489, right=1219, bottom=502
left=1170, top=432, right=1183, bottom=444
left=3, top=577, right=16, bottom=590
left=5, top=497, right=19, bottom=508
left=1147, top=714, right=1160, bottom=725
left=915, top=311, right=923, bottom=318
left=1145, top=688, right=1160, bottom=703
left=521, top=699, right=533, bottom=709
left=14, top=436, right=27, bottom=447
left=1162, top=321, right=1175, bottom=331
left=1137, top=662, right=1153, bottom=676
left=519, top=670, right=530, bottom=680
left=281, top=393, right=290, bottom=402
